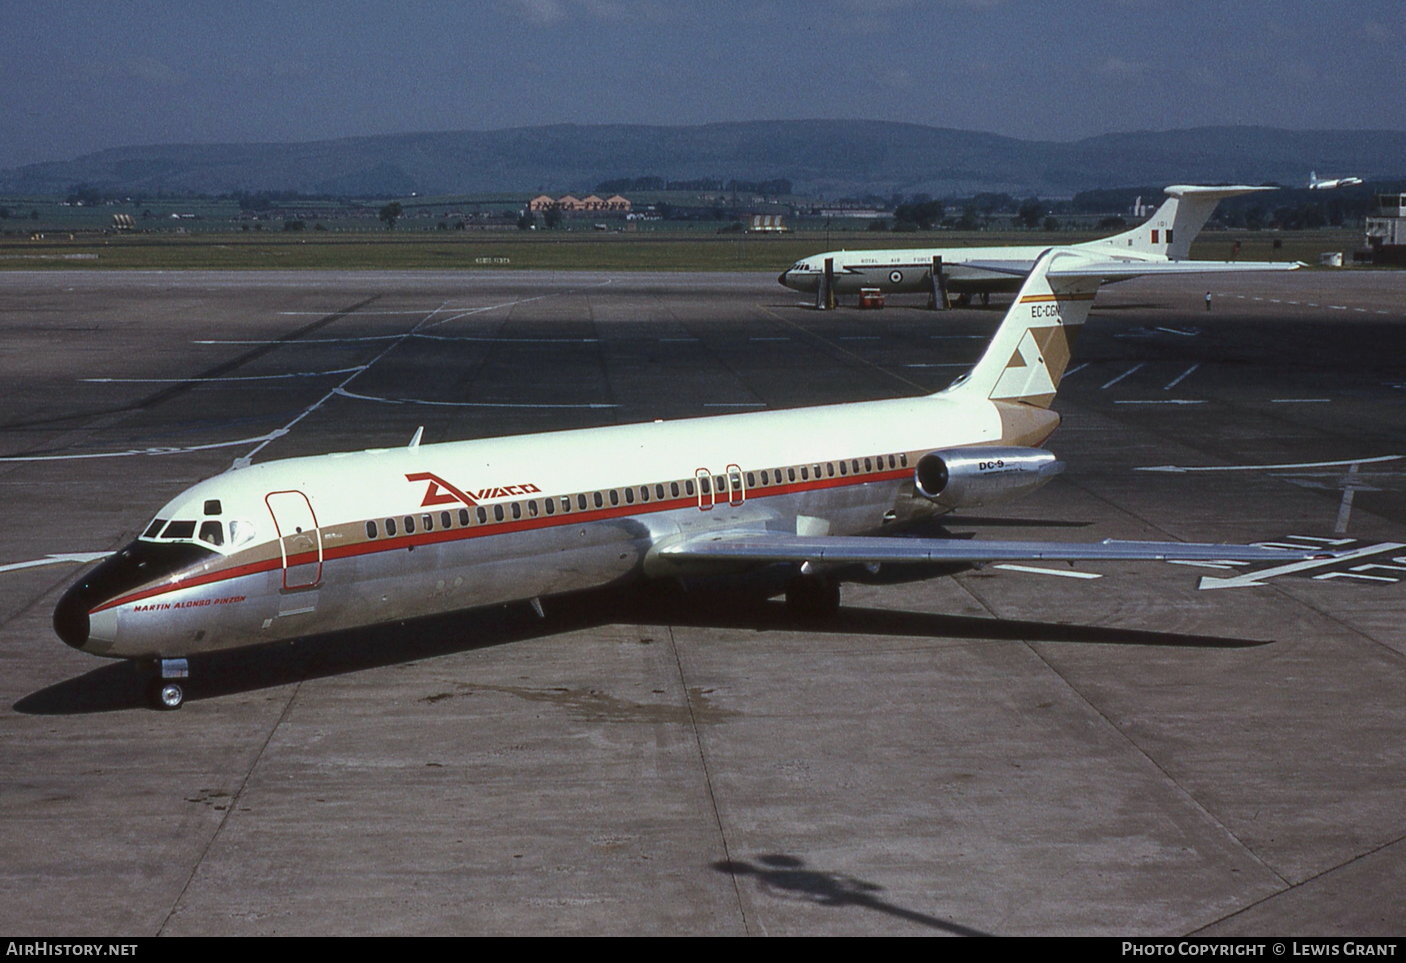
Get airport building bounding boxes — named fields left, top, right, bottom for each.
left=529, top=193, right=632, bottom=213
left=1364, top=192, right=1406, bottom=264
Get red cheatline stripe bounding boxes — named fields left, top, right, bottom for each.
left=93, top=468, right=913, bottom=613
left=1017, top=293, right=1096, bottom=303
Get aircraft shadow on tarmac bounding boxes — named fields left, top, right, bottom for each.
left=17, top=556, right=1269, bottom=715
left=714, top=853, right=992, bottom=936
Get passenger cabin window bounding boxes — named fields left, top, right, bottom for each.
left=404, top=515, right=416, bottom=534
left=442, top=511, right=453, bottom=529
left=386, top=518, right=398, bottom=537
left=366, top=521, right=378, bottom=539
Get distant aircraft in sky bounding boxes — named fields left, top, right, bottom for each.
left=54, top=249, right=1312, bottom=710
left=1308, top=171, right=1363, bottom=190
left=778, top=185, right=1277, bottom=305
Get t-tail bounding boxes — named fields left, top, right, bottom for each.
left=1083, top=185, right=1276, bottom=260
left=939, top=245, right=1302, bottom=416
left=941, top=248, right=1096, bottom=410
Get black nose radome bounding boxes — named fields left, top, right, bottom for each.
left=52, top=540, right=218, bottom=652
left=53, top=583, right=91, bottom=650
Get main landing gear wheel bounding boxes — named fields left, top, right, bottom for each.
left=785, top=576, right=841, bottom=621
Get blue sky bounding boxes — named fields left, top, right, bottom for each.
left=2, top=0, right=1401, bottom=169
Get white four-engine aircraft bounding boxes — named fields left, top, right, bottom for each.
left=56, top=249, right=1316, bottom=709
left=778, top=185, right=1276, bottom=303
left=1308, top=171, right=1364, bottom=190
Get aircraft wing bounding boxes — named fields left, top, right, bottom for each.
left=653, top=532, right=1329, bottom=566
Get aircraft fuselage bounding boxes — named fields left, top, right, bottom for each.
left=55, top=394, right=1044, bottom=662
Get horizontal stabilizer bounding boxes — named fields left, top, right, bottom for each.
left=654, top=532, right=1331, bottom=566
left=961, top=257, right=1302, bottom=280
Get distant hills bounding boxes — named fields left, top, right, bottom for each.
left=3, top=121, right=1404, bottom=198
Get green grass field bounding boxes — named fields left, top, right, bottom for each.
left=0, top=228, right=1375, bottom=272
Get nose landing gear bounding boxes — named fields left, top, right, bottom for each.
left=146, top=658, right=189, bottom=710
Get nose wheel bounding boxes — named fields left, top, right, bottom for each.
left=147, top=658, right=189, bottom=710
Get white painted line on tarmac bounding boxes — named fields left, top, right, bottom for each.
left=1101, top=363, right=1144, bottom=389
left=1137, top=454, right=1404, bottom=473
left=1198, top=543, right=1406, bottom=590
left=414, top=334, right=599, bottom=343
left=85, top=366, right=366, bottom=383
left=0, top=552, right=111, bottom=575
left=196, top=336, right=404, bottom=344
left=1270, top=398, right=1332, bottom=403
left=0, top=430, right=288, bottom=462
left=333, top=388, right=617, bottom=409
left=1164, top=364, right=1200, bottom=390
left=993, top=564, right=1102, bottom=580
left=1115, top=399, right=1206, bottom=405
left=1165, top=559, right=1250, bottom=570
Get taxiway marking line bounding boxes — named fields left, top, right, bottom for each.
left=1137, top=455, right=1404, bottom=473
left=0, top=552, right=112, bottom=574
left=1198, top=543, right=1406, bottom=590
left=993, top=564, right=1102, bottom=580
left=1101, top=363, right=1144, bottom=389
left=1164, top=364, right=1200, bottom=390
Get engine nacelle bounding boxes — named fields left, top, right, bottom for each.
left=914, top=446, right=1063, bottom=510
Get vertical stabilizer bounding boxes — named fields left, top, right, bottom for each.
left=940, top=249, right=1098, bottom=409
left=1079, top=185, right=1276, bottom=260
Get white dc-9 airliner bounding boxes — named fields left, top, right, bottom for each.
left=779, top=185, right=1275, bottom=303
left=56, top=249, right=1313, bottom=709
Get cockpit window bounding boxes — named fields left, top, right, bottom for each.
left=161, top=520, right=197, bottom=540
left=143, top=518, right=168, bottom=539
left=198, top=521, right=225, bottom=547
left=229, top=520, right=257, bottom=547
